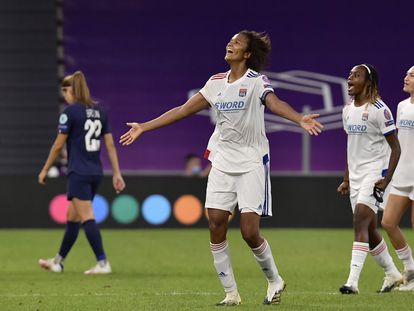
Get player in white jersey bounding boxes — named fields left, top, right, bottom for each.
left=337, top=64, right=403, bottom=294
left=120, top=30, right=322, bottom=306
left=381, top=66, right=414, bottom=291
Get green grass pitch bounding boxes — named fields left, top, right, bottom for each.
left=0, top=229, right=413, bottom=310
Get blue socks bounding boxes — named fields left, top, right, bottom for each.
left=58, top=221, right=80, bottom=259
left=82, top=219, right=106, bottom=261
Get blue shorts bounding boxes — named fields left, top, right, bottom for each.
left=67, top=173, right=102, bottom=201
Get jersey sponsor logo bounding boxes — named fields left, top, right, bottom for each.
left=383, top=109, right=392, bottom=121
left=239, top=88, right=247, bottom=97
left=362, top=112, right=369, bottom=121
left=399, top=119, right=414, bottom=129
left=347, top=124, right=367, bottom=134
left=385, top=120, right=394, bottom=127
left=59, top=113, right=68, bottom=124
left=214, top=101, right=245, bottom=111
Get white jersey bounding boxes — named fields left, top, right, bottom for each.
left=343, top=99, right=396, bottom=187
left=392, top=98, right=414, bottom=187
left=199, top=69, right=273, bottom=173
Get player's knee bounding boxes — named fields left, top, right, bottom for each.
left=208, top=219, right=226, bottom=233
left=381, top=218, right=397, bottom=232
left=240, top=228, right=259, bottom=245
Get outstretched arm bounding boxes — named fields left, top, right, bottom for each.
left=120, top=93, right=210, bottom=146
left=265, top=92, right=323, bottom=135
left=104, top=133, right=126, bottom=193
left=38, top=133, right=67, bottom=184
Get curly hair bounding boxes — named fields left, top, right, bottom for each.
left=238, top=30, right=271, bottom=72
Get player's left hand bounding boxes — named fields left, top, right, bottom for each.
left=300, top=114, right=323, bottom=135
left=113, top=174, right=126, bottom=194
left=374, top=178, right=389, bottom=191
left=38, top=170, right=47, bottom=185
left=119, top=122, right=144, bottom=146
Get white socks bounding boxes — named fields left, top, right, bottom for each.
left=210, top=240, right=237, bottom=293
left=370, top=239, right=400, bottom=275
left=396, top=244, right=414, bottom=271
left=251, top=239, right=279, bottom=283
left=346, top=242, right=369, bottom=286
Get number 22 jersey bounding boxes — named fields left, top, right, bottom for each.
left=58, top=103, right=111, bottom=175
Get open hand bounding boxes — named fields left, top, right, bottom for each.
left=300, top=114, right=323, bottom=136
left=119, top=122, right=144, bottom=146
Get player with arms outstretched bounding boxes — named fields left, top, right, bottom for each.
left=38, top=71, right=125, bottom=274
left=120, top=30, right=322, bottom=306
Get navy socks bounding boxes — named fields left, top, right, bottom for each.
left=82, top=219, right=106, bottom=261
left=58, top=221, right=80, bottom=259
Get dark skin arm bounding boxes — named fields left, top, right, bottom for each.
left=337, top=158, right=350, bottom=195
left=375, top=132, right=400, bottom=190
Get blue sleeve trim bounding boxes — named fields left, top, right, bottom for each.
left=383, top=129, right=395, bottom=136
left=260, top=90, right=273, bottom=105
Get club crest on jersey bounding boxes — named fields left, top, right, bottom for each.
left=384, top=109, right=392, bottom=121
left=362, top=111, right=369, bottom=121
left=239, top=88, right=247, bottom=97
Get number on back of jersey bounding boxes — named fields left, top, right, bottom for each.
left=84, top=119, right=102, bottom=152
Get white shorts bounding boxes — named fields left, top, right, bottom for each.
left=390, top=185, right=414, bottom=201
left=205, top=159, right=272, bottom=217
left=349, top=175, right=389, bottom=214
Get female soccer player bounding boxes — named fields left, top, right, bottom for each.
left=381, top=65, right=414, bottom=291
left=337, top=64, right=402, bottom=294
left=120, top=30, right=322, bottom=305
left=38, top=71, right=126, bottom=274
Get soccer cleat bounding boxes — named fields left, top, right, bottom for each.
left=216, top=290, right=241, bottom=306
left=403, top=269, right=414, bottom=284
left=339, top=284, right=359, bottom=294
left=377, top=273, right=403, bottom=293
left=38, top=258, right=63, bottom=273
left=396, top=279, right=414, bottom=291
left=263, top=278, right=286, bottom=305
left=84, top=261, right=112, bottom=275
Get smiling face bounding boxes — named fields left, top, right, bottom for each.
left=347, top=66, right=370, bottom=97
left=224, top=33, right=251, bottom=64
left=403, top=66, right=414, bottom=95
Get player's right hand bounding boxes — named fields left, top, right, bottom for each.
left=119, top=122, right=143, bottom=146
left=38, top=170, right=47, bottom=185
left=337, top=180, right=349, bottom=195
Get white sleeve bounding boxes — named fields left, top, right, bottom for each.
left=376, top=105, right=396, bottom=135
left=258, top=74, right=274, bottom=104
left=342, top=106, right=348, bottom=132
left=395, top=102, right=402, bottom=130
left=199, top=79, right=214, bottom=107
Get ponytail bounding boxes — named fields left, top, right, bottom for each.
left=61, top=71, right=96, bottom=107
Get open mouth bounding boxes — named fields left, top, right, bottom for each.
left=347, top=83, right=354, bottom=92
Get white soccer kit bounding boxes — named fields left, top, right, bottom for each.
left=343, top=100, right=396, bottom=212
left=390, top=98, right=414, bottom=199
left=199, top=69, right=273, bottom=216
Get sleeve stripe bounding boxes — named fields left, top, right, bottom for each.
left=383, top=129, right=395, bottom=136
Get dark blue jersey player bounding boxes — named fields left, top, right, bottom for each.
left=38, top=71, right=126, bottom=274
